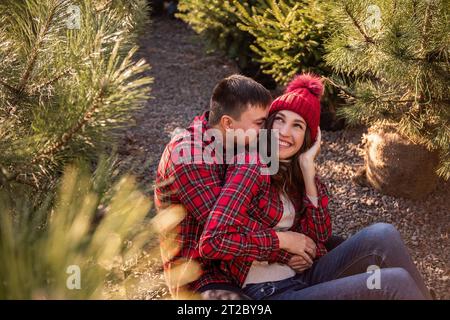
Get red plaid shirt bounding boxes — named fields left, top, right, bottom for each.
left=154, top=112, right=231, bottom=292
left=198, top=158, right=332, bottom=288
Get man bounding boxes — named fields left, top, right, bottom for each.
left=154, top=74, right=275, bottom=298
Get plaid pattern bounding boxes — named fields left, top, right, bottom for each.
left=155, top=111, right=332, bottom=291
left=155, top=112, right=232, bottom=292
left=199, top=161, right=332, bottom=287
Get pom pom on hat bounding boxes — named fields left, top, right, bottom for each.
left=285, top=73, right=324, bottom=98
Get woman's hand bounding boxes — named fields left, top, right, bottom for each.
left=276, top=231, right=317, bottom=264
left=288, top=255, right=313, bottom=273
left=298, top=127, right=321, bottom=179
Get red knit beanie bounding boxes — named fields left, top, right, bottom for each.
left=269, top=73, right=324, bottom=141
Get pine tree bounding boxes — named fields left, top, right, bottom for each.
left=0, top=0, right=152, bottom=193
left=232, top=0, right=327, bottom=85
left=0, top=158, right=156, bottom=299
left=324, top=0, right=450, bottom=179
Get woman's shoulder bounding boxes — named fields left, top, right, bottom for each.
left=225, top=152, right=271, bottom=184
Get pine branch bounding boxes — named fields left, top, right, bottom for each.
left=322, top=76, right=357, bottom=98
left=14, top=175, right=40, bottom=190
left=0, top=165, right=39, bottom=190
left=0, top=79, right=21, bottom=95
left=6, top=1, right=61, bottom=115
left=96, top=0, right=113, bottom=12
left=343, top=4, right=375, bottom=44
left=381, top=98, right=450, bottom=104
left=29, top=68, right=73, bottom=95
left=30, top=86, right=107, bottom=166
left=324, top=77, right=448, bottom=106
left=17, top=2, right=59, bottom=93
left=420, top=1, right=431, bottom=55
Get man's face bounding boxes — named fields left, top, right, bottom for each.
left=228, top=105, right=268, bottom=146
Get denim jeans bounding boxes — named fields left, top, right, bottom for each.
left=243, top=223, right=431, bottom=300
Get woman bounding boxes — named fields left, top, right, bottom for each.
left=199, top=74, right=431, bottom=300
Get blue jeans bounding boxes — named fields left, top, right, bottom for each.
left=243, top=223, right=431, bottom=300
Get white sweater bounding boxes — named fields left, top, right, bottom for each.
left=243, top=192, right=297, bottom=287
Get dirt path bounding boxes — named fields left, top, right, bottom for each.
left=115, top=16, right=449, bottom=300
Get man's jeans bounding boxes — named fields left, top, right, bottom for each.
left=243, top=223, right=431, bottom=300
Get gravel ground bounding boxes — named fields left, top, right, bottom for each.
left=114, top=16, right=449, bottom=300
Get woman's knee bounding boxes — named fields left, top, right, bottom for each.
left=381, top=267, right=413, bottom=283
left=364, top=222, right=401, bottom=244
left=378, top=268, right=425, bottom=299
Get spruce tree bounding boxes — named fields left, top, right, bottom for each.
left=324, top=0, right=449, bottom=179
left=232, top=0, right=327, bottom=84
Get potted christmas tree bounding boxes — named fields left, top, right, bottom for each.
left=324, top=0, right=449, bottom=199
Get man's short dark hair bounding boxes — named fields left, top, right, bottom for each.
left=209, top=74, right=272, bottom=126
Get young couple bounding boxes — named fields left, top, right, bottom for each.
left=154, top=74, right=431, bottom=300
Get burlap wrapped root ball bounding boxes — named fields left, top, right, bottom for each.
left=359, top=123, right=440, bottom=200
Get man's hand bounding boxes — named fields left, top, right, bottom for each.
left=288, top=255, right=313, bottom=273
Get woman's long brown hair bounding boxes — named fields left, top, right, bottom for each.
left=265, top=111, right=314, bottom=205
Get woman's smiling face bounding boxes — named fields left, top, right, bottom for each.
left=271, top=110, right=307, bottom=160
